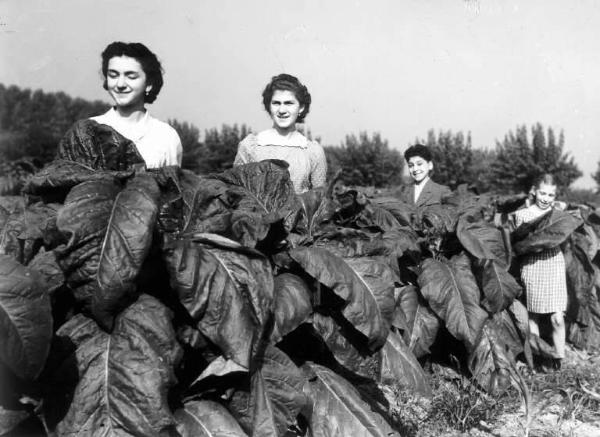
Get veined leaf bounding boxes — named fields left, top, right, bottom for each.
left=27, top=247, right=65, bottom=295
left=175, top=400, right=248, bottom=437
left=294, top=187, right=337, bottom=239
left=93, top=173, right=160, bottom=330
left=397, top=284, right=440, bottom=358
left=380, top=329, right=432, bottom=397
left=272, top=273, right=313, bottom=344
left=512, top=208, right=582, bottom=255
left=289, top=247, right=395, bottom=351
left=0, top=255, right=52, bottom=380
left=51, top=295, right=181, bottom=436
left=302, top=362, right=399, bottom=437
left=418, top=255, right=488, bottom=349
left=164, top=239, right=274, bottom=368
left=229, top=345, right=310, bottom=437
left=474, top=259, right=522, bottom=314
left=457, top=214, right=507, bottom=265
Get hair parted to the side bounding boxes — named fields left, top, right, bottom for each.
left=528, top=173, right=559, bottom=204
left=404, top=143, right=433, bottom=162
left=101, top=42, right=164, bottom=104
left=262, top=74, right=312, bottom=123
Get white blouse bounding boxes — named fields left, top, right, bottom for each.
left=91, top=108, right=182, bottom=169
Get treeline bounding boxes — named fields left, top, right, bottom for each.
left=0, top=83, right=594, bottom=199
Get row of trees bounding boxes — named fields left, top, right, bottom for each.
left=0, top=83, right=593, bottom=197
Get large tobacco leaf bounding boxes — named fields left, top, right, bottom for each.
left=24, top=159, right=134, bottom=197
left=302, top=362, right=398, bottom=437
left=271, top=273, right=313, bottom=344
left=293, top=187, right=338, bottom=240
left=380, top=329, right=432, bottom=397
left=417, top=204, right=459, bottom=235
left=456, top=214, right=507, bottom=265
left=512, top=208, right=582, bottom=255
left=164, top=238, right=274, bottom=369
left=418, top=255, right=488, bottom=350
left=212, top=160, right=301, bottom=232
left=56, top=119, right=145, bottom=170
left=229, top=345, right=310, bottom=437
left=0, top=255, right=52, bottom=380
left=92, top=173, right=160, bottom=330
left=50, top=295, right=181, bottom=436
left=367, top=197, right=413, bottom=227
left=27, top=247, right=65, bottom=295
left=175, top=400, right=248, bottom=437
left=473, top=259, right=522, bottom=314
left=289, top=247, right=395, bottom=351
left=397, top=284, right=440, bottom=358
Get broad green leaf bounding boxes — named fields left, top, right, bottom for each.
left=302, top=362, right=399, bottom=437
left=164, top=239, right=274, bottom=368
left=229, top=345, right=310, bottom=437
left=512, top=208, right=582, bottom=255
left=272, top=273, right=313, bottom=344
left=456, top=215, right=507, bottom=265
left=380, top=329, right=432, bottom=397
left=0, top=255, right=52, bottom=380
left=51, top=295, right=181, bottom=436
left=93, top=173, right=160, bottom=330
left=418, top=255, right=488, bottom=349
left=397, top=284, right=440, bottom=358
left=175, top=400, right=248, bottom=437
left=474, top=259, right=522, bottom=314
left=289, top=247, right=395, bottom=351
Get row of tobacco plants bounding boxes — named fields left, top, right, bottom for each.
left=2, top=119, right=600, bottom=436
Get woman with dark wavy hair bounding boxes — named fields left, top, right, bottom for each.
left=234, top=74, right=326, bottom=193
left=90, top=41, right=182, bottom=168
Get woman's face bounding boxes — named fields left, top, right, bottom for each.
left=105, top=56, right=150, bottom=110
left=407, top=156, right=433, bottom=183
left=269, top=90, right=304, bottom=131
left=534, top=182, right=557, bottom=210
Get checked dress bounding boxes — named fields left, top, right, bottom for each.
left=514, top=205, right=568, bottom=314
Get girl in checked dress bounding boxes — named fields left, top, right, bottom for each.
left=514, top=174, right=567, bottom=369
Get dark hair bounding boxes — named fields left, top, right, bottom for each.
left=101, top=42, right=163, bottom=104
left=404, top=144, right=433, bottom=162
left=528, top=173, right=558, bottom=203
left=262, top=74, right=311, bottom=123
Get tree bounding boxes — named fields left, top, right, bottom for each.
left=169, top=119, right=202, bottom=173
left=491, top=123, right=581, bottom=193
left=197, top=124, right=251, bottom=175
left=325, top=132, right=404, bottom=187
left=593, top=161, right=600, bottom=192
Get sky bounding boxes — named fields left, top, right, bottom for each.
left=1, top=0, right=599, bottom=188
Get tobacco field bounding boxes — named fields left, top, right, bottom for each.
left=2, top=120, right=600, bottom=436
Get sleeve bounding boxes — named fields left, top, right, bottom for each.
left=172, top=132, right=183, bottom=167
left=233, top=134, right=256, bottom=166
left=308, top=140, right=327, bottom=189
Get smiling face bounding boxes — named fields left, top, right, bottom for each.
left=407, top=156, right=433, bottom=183
left=105, top=56, right=151, bottom=110
left=534, top=182, right=557, bottom=210
left=269, top=89, right=304, bottom=133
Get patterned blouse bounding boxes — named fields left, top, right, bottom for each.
left=234, top=131, right=327, bottom=193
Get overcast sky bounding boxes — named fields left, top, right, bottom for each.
left=1, top=0, right=599, bottom=188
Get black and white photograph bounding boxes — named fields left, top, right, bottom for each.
left=1, top=1, right=600, bottom=436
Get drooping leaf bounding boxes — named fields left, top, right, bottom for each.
left=367, top=197, right=413, bottom=227
left=473, top=259, right=522, bottom=314
left=294, top=187, right=338, bottom=240
left=512, top=208, right=582, bottom=255
left=50, top=295, right=181, bottom=436
left=380, top=329, right=432, bottom=397
left=397, top=284, right=440, bottom=358
left=212, top=160, right=301, bottom=232
left=302, top=362, right=399, bottom=437
left=164, top=238, right=274, bottom=368
left=418, top=255, right=488, bottom=349
left=92, top=173, right=160, bottom=330
left=289, top=247, right=395, bottom=351
left=417, top=203, right=459, bottom=235
left=229, top=345, right=310, bottom=437
left=271, top=273, right=313, bottom=344
left=175, top=400, right=248, bottom=437
left=27, top=247, right=65, bottom=295
left=0, top=255, right=52, bottom=380
left=456, top=214, right=507, bottom=265
left=23, top=159, right=134, bottom=197
left=56, top=119, right=145, bottom=170
left=507, top=300, right=552, bottom=361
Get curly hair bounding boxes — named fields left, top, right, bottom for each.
left=262, top=74, right=312, bottom=123
left=404, top=143, right=433, bottom=162
left=101, top=42, right=164, bottom=104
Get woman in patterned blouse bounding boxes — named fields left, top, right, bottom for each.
left=234, top=74, right=327, bottom=193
